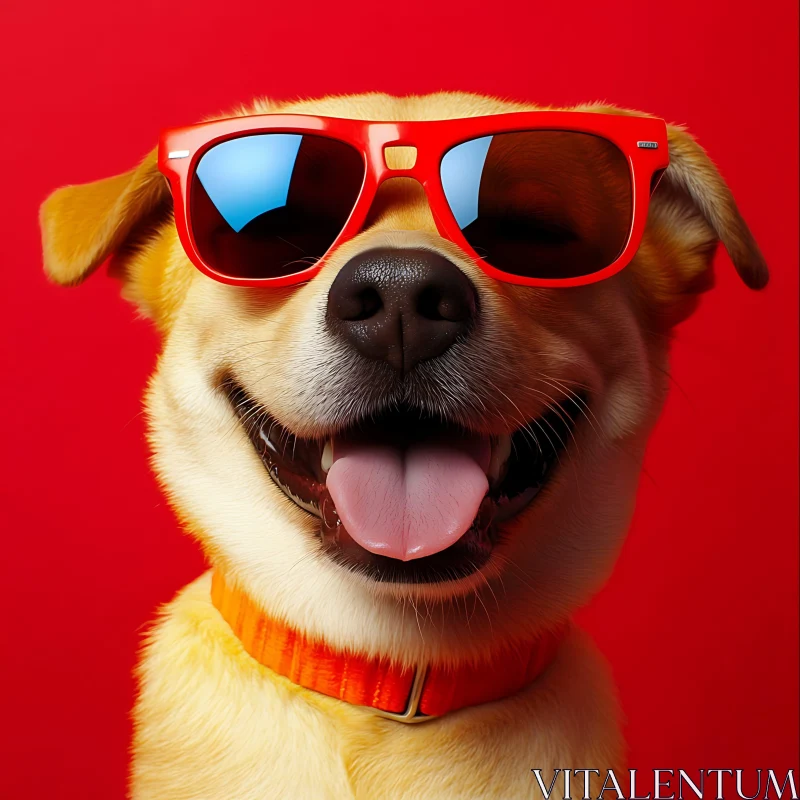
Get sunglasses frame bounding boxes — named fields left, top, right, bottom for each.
left=158, top=111, right=670, bottom=288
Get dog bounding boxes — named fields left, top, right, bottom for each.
left=40, top=92, right=767, bottom=800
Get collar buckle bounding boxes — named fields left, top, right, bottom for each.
left=369, top=666, right=436, bottom=724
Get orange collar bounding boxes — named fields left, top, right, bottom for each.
left=211, top=571, right=566, bottom=722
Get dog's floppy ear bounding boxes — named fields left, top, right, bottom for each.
left=637, top=125, right=768, bottom=326
left=665, top=125, right=768, bottom=290
left=40, top=149, right=170, bottom=287
left=657, top=126, right=768, bottom=286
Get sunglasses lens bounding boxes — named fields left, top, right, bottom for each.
left=440, top=131, right=632, bottom=281
left=190, top=133, right=364, bottom=280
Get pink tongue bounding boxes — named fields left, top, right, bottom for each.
left=326, top=434, right=490, bottom=561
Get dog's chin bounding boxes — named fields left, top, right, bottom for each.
left=221, top=377, right=585, bottom=591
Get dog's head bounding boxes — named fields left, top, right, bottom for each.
left=41, top=93, right=766, bottom=664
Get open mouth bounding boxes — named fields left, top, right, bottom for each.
left=223, top=379, right=584, bottom=584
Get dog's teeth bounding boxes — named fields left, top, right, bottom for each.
left=488, top=434, right=512, bottom=486
left=321, top=440, right=333, bottom=473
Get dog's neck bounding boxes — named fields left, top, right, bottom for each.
left=211, top=570, right=567, bottom=722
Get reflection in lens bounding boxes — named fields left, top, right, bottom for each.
left=441, top=131, right=632, bottom=280
left=191, top=133, right=364, bottom=280
left=440, top=136, right=493, bottom=229
left=196, top=134, right=304, bottom=233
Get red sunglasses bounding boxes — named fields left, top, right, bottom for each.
left=158, top=111, right=669, bottom=289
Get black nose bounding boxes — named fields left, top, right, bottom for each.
left=326, top=248, right=478, bottom=375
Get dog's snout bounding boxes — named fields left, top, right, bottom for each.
left=326, top=248, right=477, bottom=375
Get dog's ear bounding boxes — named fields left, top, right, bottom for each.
left=639, top=125, right=768, bottom=325
left=664, top=125, right=768, bottom=289
left=40, top=149, right=171, bottom=288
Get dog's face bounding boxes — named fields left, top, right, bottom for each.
left=41, top=93, right=766, bottom=664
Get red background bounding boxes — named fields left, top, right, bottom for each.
left=1, top=0, right=797, bottom=796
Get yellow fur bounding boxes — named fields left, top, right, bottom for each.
left=39, top=92, right=766, bottom=799
left=132, top=573, right=623, bottom=799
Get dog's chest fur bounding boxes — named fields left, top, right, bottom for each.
left=130, top=573, right=623, bottom=800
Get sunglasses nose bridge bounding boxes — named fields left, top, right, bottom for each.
left=359, top=173, right=441, bottom=235
left=375, top=166, right=423, bottom=183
